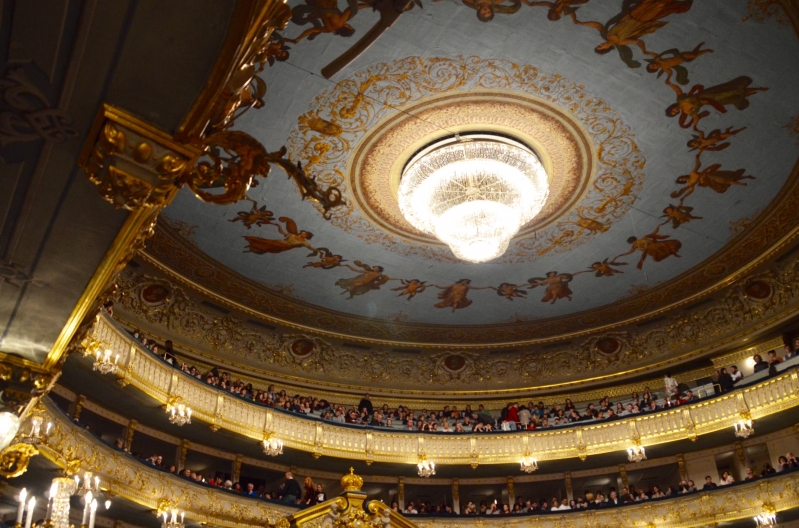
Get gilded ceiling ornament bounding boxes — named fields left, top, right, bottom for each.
left=0, top=443, right=38, bottom=478
left=285, top=57, right=644, bottom=263
left=114, top=247, right=799, bottom=390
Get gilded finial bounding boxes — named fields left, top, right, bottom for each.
left=340, top=467, right=363, bottom=492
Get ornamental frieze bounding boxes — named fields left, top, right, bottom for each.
left=114, top=247, right=799, bottom=390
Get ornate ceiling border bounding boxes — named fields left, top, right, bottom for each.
left=145, top=152, right=799, bottom=348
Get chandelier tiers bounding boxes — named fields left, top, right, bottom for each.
left=398, top=133, right=549, bottom=263
left=166, top=398, right=192, bottom=426
left=754, top=510, right=778, bottom=526
left=262, top=435, right=284, bottom=456
left=417, top=456, right=436, bottom=478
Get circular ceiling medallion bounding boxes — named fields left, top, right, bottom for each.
left=140, top=283, right=171, bottom=305
left=285, top=57, right=644, bottom=264
left=443, top=354, right=467, bottom=372
left=744, top=280, right=772, bottom=300
left=595, top=337, right=621, bottom=355
left=290, top=338, right=316, bottom=357
left=350, top=91, right=592, bottom=249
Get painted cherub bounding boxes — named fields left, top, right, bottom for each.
left=303, top=248, right=346, bottom=269
left=524, top=0, right=590, bottom=21
left=243, top=217, right=317, bottom=255
left=589, top=258, right=627, bottom=277
left=230, top=203, right=274, bottom=229
left=528, top=271, right=574, bottom=304
left=671, top=161, right=754, bottom=199
left=644, top=41, right=713, bottom=88
left=618, top=232, right=682, bottom=269
left=661, top=204, right=702, bottom=228
left=665, top=76, right=768, bottom=129
left=495, top=283, right=528, bottom=301
left=392, top=279, right=427, bottom=300
left=335, top=261, right=389, bottom=299
left=687, top=126, right=746, bottom=152
left=433, top=279, right=486, bottom=313
left=461, top=0, right=522, bottom=22
left=575, top=0, right=694, bottom=67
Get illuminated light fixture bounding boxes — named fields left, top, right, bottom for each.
left=627, top=444, right=646, bottom=463
left=166, top=398, right=192, bottom=426
left=19, top=414, right=52, bottom=446
left=92, top=349, right=119, bottom=375
left=417, top=456, right=435, bottom=478
left=754, top=511, right=777, bottom=526
left=734, top=418, right=754, bottom=439
left=161, top=509, right=185, bottom=528
left=262, top=435, right=284, bottom=457
left=74, top=472, right=100, bottom=498
left=519, top=455, right=539, bottom=473
left=399, top=133, right=549, bottom=263
left=48, top=477, right=78, bottom=528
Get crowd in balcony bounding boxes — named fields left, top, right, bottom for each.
left=124, top=326, right=797, bottom=434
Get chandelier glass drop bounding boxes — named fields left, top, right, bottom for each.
left=399, top=134, right=549, bottom=263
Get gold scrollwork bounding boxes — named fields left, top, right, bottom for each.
left=0, top=443, right=39, bottom=478
left=184, top=133, right=345, bottom=216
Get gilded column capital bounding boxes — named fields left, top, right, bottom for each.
left=79, top=104, right=199, bottom=211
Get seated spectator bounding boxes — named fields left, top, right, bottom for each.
left=778, top=455, right=791, bottom=472
left=762, top=463, right=777, bottom=476
left=753, top=354, right=769, bottom=373
left=702, top=476, right=717, bottom=490
left=744, top=467, right=757, bottom=480
left=718, top=367, right=734, bottom=392
left=730, top=365, right=743, bottom=384
left=405, top=502, right=418, bottom=514
left=719, top=471, right=734, bottom=485
left=768, top=350, right=782, bottom=368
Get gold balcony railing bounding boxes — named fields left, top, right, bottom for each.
left=90, top=314, right=799, bottom=466
left=34, top=397, right=799, bottom=528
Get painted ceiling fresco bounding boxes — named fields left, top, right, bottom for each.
left=158, top=0, right=799, bottom=328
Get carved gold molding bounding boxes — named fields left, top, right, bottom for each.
left=87, top=314, right=799, bottom=466
left=37, top=399, right=296, bottom=528
left=116, top=244, right=799, bottom=393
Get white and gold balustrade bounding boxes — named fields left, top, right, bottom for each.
left=86, top=314, right=799, bottom=467
left=24, top=399, right=799, bottom=528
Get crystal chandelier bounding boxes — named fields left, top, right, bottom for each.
left=519, top=455, right=539, bottom=473
left=160, top=509, right=185, bottom=528
left=734, top=418, right=754, bottom=439
left=627, top=444, right=646, bottom=463
left=92, top=348, right=119, bottom=375
left=417, top=456, right=435, bottom=478
left=262, top=436, right=284, bottom=456
left=166, top=398, right=192, bottom=426
left=399, top=134, right=549, bottom=263
left=48, top=477, right=77, bottom=528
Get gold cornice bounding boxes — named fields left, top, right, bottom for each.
left=111, top=305, right=782, bottom=406
left=120, top=247, right=799, bottom=395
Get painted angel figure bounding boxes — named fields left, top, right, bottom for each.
left=230, top=203, right=274, bottom=229
left=243, top=217, right=317, bottom=255
left=528, top=271, right=574, bottom=304
left=618, top=232, right=682, bottom=269
left=303, top=248, right=346, bottom=269
left=495, top=283, right=528, bottom=300
left=433, top=279, right=486, bottom=313
left=335, top=261, right=389, bottom=299
left=391, top=279, right=427, bottom=300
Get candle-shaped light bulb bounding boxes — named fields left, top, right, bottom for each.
left=180, top=512, right=185, bottom=523
left=74, top=475, right=80, bottom=487
left=24, top=497, right=36, bottom=528
left=114, top=354, right=119, bottom=365
left=82, top=491, right=93, bottom=527
left=88, top=499, right=97, bottom=528
left=45, top=422, right=52, bottom=436
left=94, top=476, right=99, bottom=490
left=16, top=488, right=28, bottom=525
left=187, top=408, right=192, bottom=419
left=104, top=500, right=111, bottom=510
left=46, top=482, right=57, bottom=520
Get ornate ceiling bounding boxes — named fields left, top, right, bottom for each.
left=151, top=0, right=799, bottom=348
